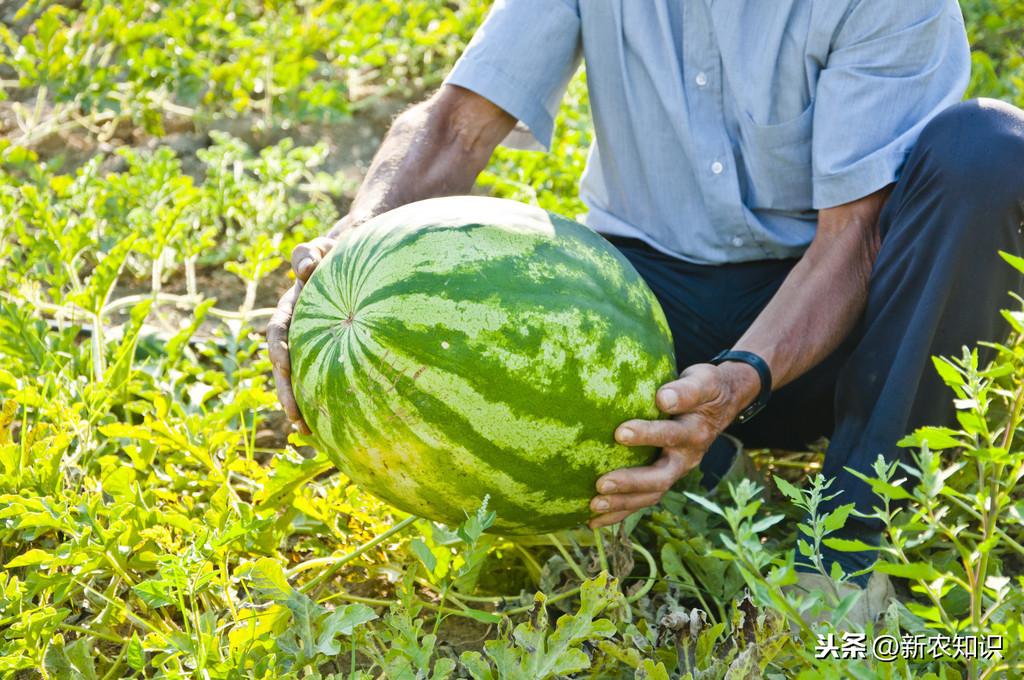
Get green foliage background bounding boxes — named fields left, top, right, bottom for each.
left=0, top=1, right=1022, bottom=678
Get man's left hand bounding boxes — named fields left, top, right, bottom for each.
left=588, top=362, right=760, bottom=528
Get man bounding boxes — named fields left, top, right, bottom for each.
left=268, top=0, right=1024, bottom=604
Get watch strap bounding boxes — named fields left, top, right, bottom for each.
left=709, top=349, right=772, bottom=424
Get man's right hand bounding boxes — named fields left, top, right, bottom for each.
left=267, top=218, right=352, bottom=434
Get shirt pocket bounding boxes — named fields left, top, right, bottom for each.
left=735, top=102, right=814, bottom=211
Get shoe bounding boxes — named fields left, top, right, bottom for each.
left=784, top=570, right=895, bottom=630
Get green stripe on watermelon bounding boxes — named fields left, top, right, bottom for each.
left=289, top=196, right=676, bottom=534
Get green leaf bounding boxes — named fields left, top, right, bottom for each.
left=457, top=496, right=496, bottom=544
left=277, top=594, right=323, bottom=663
left=64, top=638, right=98, bottom=680
left=456, top=607, right=502, bottom=624
left=471, top=573, right=623, bottom=680
left=254, top=452, right=333, bottom=509
left=132, top=579, right=176, bottom=609
left=314, top=604, right=378, bottom=656
left=875, top=561, right=942, bottom=581
left=236, top=557, right=294, bottom=603
left=636, top=659, right=671, bottom=680
left=104, top=298, right=153, bottom=396
left=410, top=538, right=438, bottom=575
left=460, top=651, right=496, bottom=680
left=822, top=503, right=856, bottom=533
left=773, top=476, right=804, bottom=504
left=481, top=639, right=527, bottom=680
left=911, top=426, right=965, bottom=450
left=5, top=548, right=54, bottom=568
left=126, top=632, right=146, bottom=672
left=822, top=538, right=881, bottom=553
left=931, top=356, right=964, bottom=389
left=750, top=514, right=786, bottom=534
left=432, top=657, right=457, bottom=680
left=1000, top=250, right=1024, bottom=275
left=682, top=491, right=725, bottom=517
left=68, top=234, right=139, bottom=316
left=846, top=468, right=915, bottom=501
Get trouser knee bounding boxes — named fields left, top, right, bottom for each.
left=911, top=98, right=1024, bottom=214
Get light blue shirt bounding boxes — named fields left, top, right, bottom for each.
left=446, top=0, right=971, bottom=264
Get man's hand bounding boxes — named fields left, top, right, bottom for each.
left=588, top=362, right=760, bottom=528
left=266, top=218, right=352, bottom=434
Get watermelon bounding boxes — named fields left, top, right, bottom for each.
left=289, top=196, right=676, bottom=534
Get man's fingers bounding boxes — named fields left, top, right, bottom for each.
left=595, top=450, right=691, bottom=495
left=291, top=236, right=338, bottom=283
left=267, top=284, right=302, bottom=377
left=616, top=419, right=682, bottom=448
left=275, top=374, right=311, bottom=435
left=590, top=491, right=664, bottom=515
left=267, top=283, right=311, bottom=434
left=272, top=367, right=303, bottom=423
left=277, top=227, right=341, bottom=431
left=267, top=338, right=291, bottom=378
left=615, top=416, right=714, bottom=451
left=588, top=510, right=633, bottom=529
left=655, top=363, right=720, bottom=414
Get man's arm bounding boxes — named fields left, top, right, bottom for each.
left=589, top=187, right=891, bottom=528
left=267, top=85, right=516, bottom=432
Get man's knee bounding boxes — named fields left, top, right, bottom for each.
left=914, top=98, right=1024, bottom=207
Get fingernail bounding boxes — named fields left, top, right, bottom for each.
left=599, top=480, right=617, bottom=494
left=658, top=389, right=678, bottom=409
left=594, top=499, right=609, bottom=512
left=298, top=257, right=313, bottom=275
left=617, top=427, right=634, bottom=443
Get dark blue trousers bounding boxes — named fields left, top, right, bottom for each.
left=606, top=99, right=1024, bottom=581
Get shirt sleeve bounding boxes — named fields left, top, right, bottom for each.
left=811, top=0, right=970, bottom=209
left=444, top=0, right=582, bottom=150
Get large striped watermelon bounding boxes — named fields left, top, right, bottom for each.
left=289, top=196, right=676, bottom=534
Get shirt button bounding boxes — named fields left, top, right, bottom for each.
left=695, top=72, right=708, bottom=87
left=711, top=161, right=724, bottom=175
left=732, top=236, right=745, bottom=247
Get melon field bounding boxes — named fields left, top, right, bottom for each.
left=1, top=1, right=1023, bottom=678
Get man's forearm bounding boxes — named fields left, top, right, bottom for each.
left=727, top=188, right=892, bottom=405
left=334, top=85, right=516, bottom=234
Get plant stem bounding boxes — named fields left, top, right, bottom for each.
left=59, top=623, right=124, bottom=644
left=185, top=255, right=198, bottom=298
left=98, top=640, right=129, bottom=680
left=91, top=312, right=105, bottom=382
left=592, top=528, right=609, bottom=574
left=974, top=378, right=1024, bottom=630
left=625, top=542, right=658, bottom=603
left=14, top=291, right=276, bottom=322
left=317, top=588, right=492, bottom=620
left=945, top=494, right=1024, bottom=556
left=151, top=256, right=163, bottom=296
left=241, top=279, right=258, bottom=314
left=548, top=533, right=587, bottom=581
left=294, top=515, right=418, bottom=593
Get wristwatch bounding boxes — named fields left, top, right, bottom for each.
left=709, top=349, right=772, bottom=424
